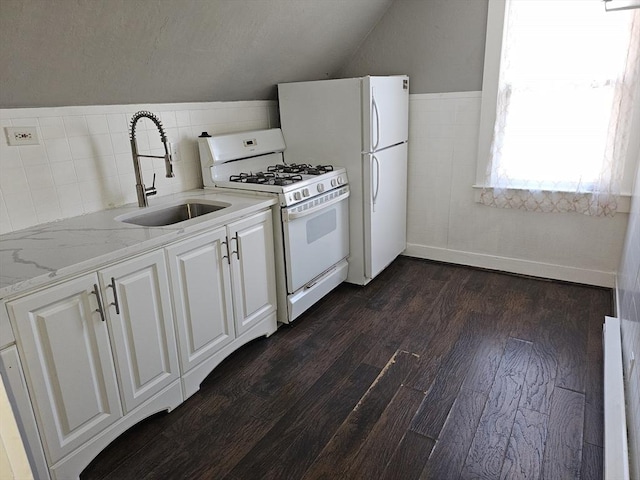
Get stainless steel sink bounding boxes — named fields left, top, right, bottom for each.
left=118, top=201, right=231, bottom=227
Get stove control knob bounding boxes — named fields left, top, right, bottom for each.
left=302, top=188, right=310, bottom=197
left=337, top=176, right=344, bottom=185
left=317, top=184, right=325, bottom=193
left=331, top=178, right=338, bottom=187
left=294, top=191, right=302, bottom=201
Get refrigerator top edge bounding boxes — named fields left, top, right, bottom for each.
left=277, top=75, right=409, bottom=88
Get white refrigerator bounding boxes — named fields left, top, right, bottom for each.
left=278, top=75, right=409, bottom=285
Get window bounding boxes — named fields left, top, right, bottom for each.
left=476, top=0, right=640, bottom=215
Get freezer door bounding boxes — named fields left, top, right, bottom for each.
left=363, top=76, right=409, bottom=152
left=363, top=142, right=408, bottom=279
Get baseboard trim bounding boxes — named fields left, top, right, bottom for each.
left=404, top=243, right=615, bottom=287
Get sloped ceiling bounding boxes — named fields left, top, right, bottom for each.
left=0, top=0, right=393, bottom=108
left=339, top=0, right=488, bottom=93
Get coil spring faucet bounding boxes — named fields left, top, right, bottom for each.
left=129, top=110, right=175, bottom=207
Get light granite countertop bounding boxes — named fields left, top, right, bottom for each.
left=0, top=189, right=277, bottom=300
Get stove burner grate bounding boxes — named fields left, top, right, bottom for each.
left=229, top=172, right=303, bottom=186
left=267, top=163, right=334, bottom=175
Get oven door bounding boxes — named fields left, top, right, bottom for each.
left=282, top=187, right=350, bottom=293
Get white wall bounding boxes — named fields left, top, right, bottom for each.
left=617, top=149, right=640, bottom=480
left=0, top=101, right=279, bottom=234
left=405, top=92, right=630, bottom=287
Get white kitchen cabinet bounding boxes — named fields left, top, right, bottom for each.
left=227, top=210, right=277, bottom=336
left=166, top=227, right=236, bottom=374
left=166, top=211, right=276, bottom=397
left=2, top=206, right=277, bottom=479
left=6, top=253, right=183, bottom=478
left=98, top=250, right=180, bottom=414
left=7, top=274, right=123, bottom=464
left=170, top=210, right=278, bottom=398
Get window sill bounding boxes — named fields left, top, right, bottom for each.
left=472, top=185, right=632, bottom=213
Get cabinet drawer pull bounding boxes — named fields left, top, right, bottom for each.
left=107, top=277, right=120, bottom=314
left=91, top=284, right=106, bottom=322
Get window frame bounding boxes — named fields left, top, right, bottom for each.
left=474, top=0, right=640, bottom=210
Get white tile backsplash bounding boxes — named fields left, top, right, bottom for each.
left=63, top=115, right=89, bottom=137
left=44, top=138, right=72, bottom=163
left=39, top=116, right=66, bottom=139
left=85, top=114, right=109, bottom=134
left=0, top=100, right=278, bottom=234
left=19, top=145, right=48, bottom=166
left=106, top=113, right=128, bottom=133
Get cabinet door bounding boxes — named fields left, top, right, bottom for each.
left=228, top=211, right=277, bottom=336
left=7, top=274, right=122, bottom=464
left=166, top=228, right=235, bottom=373
left=99, top=250, right=179, bottom=414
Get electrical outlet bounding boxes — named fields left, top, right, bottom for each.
left=5, top=126, right=39, bottom=146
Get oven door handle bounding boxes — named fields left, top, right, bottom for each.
left=283, top=191, right=350, bottom=221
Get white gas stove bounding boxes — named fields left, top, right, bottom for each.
left=198, top=128, right=350, bottom=324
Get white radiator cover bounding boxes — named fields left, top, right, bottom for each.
left=604, top=316, right=630, bottom=480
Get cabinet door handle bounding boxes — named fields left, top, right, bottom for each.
left=91, top=284, right=106, bottom=322
left=107, top=277, right=120, bottom=314
left=230, top=235, right=239, bottom=260
left=221, top=239, right=230, bottom=265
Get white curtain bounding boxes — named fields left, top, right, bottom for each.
left=480, top=1, right=640, bottom=216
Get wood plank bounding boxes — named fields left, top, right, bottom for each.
left=462, top=277, right=542, bottom=396
left=585, top=292, right=606, bottom=409
left=583, top=401, right=603, bottom=447
left=420, top=387, right=488, bottom=480
left=541, top=387, right=585, bottom=480
left=341, top=386, right=426, bottom=480
left=380, top=431, right=435, bottom=480
left=521, top=340, right=557, bottom=415
left=368, top=273, right=450, bottom=357
left=505, top=276, right=550, bottom=342
left=500, top=407, right=548, bottom=480
left=175, top=400, right=271, bottom=479
left=461, top=333, right=507, bottom=395
left=401, top=268, right=477, bottom=356
left=224, top=336, right=380, bottom=480
left=580, top=442, right=603, bottom=480
left=302, top=350, right=419, bottom=480
left=401, top=306, right=470, bottom=394
left=409, top=312, right=489, bottom=438
left=166, top=333, right=379, bottom=479
left=81, top=412, right=168, bottom=479
left=460, top=338, right=533, bottom=480
left=552, top=286, right=591, bottom=393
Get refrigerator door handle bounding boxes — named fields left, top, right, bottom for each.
left=372, top=154, right=380, bottom=211
left=372, top=92, right=380, bottom=151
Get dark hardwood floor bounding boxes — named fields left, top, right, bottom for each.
left=81, top=256, right=611, bottom=480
